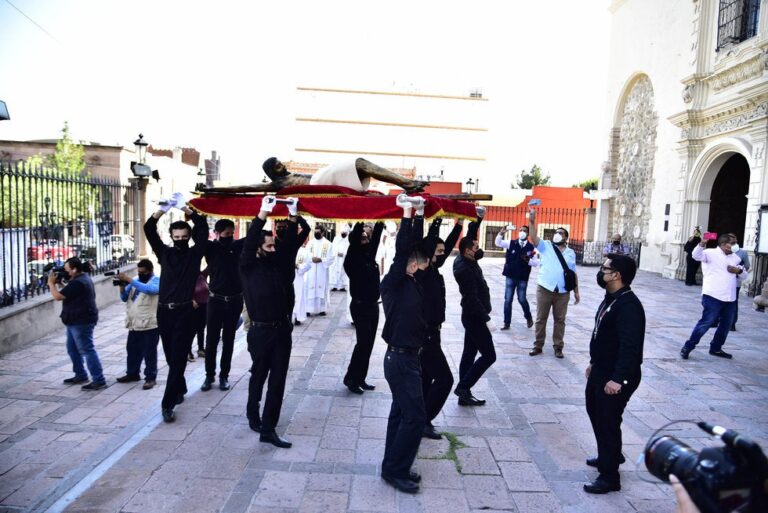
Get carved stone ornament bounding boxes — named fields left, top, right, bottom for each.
left=615, top=76, right=658, bottom=244
left=703, top=102, right=768, bottom=137
left=710, top=51, right=768, bottom=91
left=682, top=84, right=694, bottom=103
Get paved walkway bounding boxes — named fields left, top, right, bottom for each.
left=1, top=259, right=767, bottom=513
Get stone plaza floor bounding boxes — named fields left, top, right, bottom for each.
left=0, top=258, right=767, bottom=513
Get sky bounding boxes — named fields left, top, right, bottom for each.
left=0, top=0, right=612, bottom=190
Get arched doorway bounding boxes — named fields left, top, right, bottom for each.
left=706, top=153, right=750, bottom=243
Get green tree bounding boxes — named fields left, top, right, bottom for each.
left=516, top=164, right=550, bottom=189
left=52, top=121, right=87, bottom=176
left=573, top=177, right=598, bottom=192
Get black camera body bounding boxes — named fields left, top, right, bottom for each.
left=104, top=269, right=122, bottom=286
left=645, top=422, right=768, bottom=513
left=43, top=262, right=68, bottom=283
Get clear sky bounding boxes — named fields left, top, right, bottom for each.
left=0, top=0, right=612, bottom=189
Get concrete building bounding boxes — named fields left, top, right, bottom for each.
left=595, top=0, right=767, bottom=293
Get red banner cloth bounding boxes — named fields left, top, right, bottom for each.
left=189, top=185, right=477, bottom=221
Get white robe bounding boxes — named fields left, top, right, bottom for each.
left=329, top=235, right=350, bottom=290
left=377, top=232, right=397, bottom=277
left=304, top=237, right=335, bottom=314
left=293, top=247, right=311, bottom=323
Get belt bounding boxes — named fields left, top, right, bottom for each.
left=158, top=301, right=192, bottom=310
left=250, top=319, right=283, bottom=328
left=351, top=298, right=378, bottom=305
left=387, top=344, right=422, bottom=356
left=209, top=292, right=243, bottom=302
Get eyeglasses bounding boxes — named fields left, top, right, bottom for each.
left=600, top=266, right=617, bottom=273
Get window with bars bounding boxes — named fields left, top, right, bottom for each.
left=717, top=0, right=761, bottom=50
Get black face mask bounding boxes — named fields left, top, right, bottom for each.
left=341, top=233, right=347, bottom=238
left=259, top=250, right=276, bottom=262
left=173, top=239, right=189, bottom=250
left=314, top=232, right=322, bottom=240
left=474, top=249, right=484, bottom=261
left=138, top=273, right=151, bottom=283
left=219, top=236, right=233, bottom=246
left=596, top=270, right=607, bottom=289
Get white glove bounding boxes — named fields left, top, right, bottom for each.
left=412, top=197, right=426, bottom=216
left=171, top=192, right=187, bottom=210
left=261, top=195, right=276, bottom=213
left=476, top=206, right=486, bottom=219
left=396, top=194, right=412, bottom=209
left=286, top=197, right=299, bottom=216
left=486, top=319, right=497, bottom=332
left=158, top=199, right=173, bottom=213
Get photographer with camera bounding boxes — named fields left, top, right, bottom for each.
left=680, top=234, right=747, bottom=360
left=584, top=254, right=645, bottom=494
left=114, top=260, right=160, bottom=390
left=48, top=257, right=106, bottom=390
left=144, top=192, right=208, bottom=423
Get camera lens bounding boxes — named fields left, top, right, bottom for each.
left=645, top=436, right=700, bottom=482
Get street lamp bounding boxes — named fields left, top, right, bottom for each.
left=130, top=133, right=153, bottom=178
left=465, top=178, right=475, bottom=194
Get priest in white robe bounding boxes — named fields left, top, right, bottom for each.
left=377, top=221, right=398, bottom=276
left=329, top=224, right=351, bottom=291
left=304, top=225, right=335, bottom=315
left=293, top=244, right=312, bottom=325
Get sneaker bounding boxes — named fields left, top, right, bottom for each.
left=709, top=350, right=733, bottom=359
left=116, top=374, right=141, bottom=383
left=142, top=380, right=156, bottom=390
left=529, top=347, right=542, bottom=356
left=63, top=376, right=88, bottom=384
left=81, top=381, right=107, bottom=391
left=680, top=346, right=691, bottom=360
left=198, top=349, right=206, bottom=358
left=500, top=324, right=510, bottom=331
left=554, top=348, right=564, bottom=359
left=526, top=317, right=534, bottom=328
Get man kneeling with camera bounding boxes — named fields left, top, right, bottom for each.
left=114, top=259, right=161, bottom=390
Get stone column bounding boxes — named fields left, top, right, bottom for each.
left=128, top=177, right=149, bottom=258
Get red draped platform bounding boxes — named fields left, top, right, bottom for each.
left=189, top=185, right=478, bottom=221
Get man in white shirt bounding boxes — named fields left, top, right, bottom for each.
left=680, top=234, right=747, bottom=360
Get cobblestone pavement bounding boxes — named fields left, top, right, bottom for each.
left=1, top=258, right=767, bottom=513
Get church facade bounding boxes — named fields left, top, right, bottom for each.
left=595, top=0, right=767, bottom=293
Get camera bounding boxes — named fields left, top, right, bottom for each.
left=644, top=421, right=768, bottom=513
left=43, top=262, right=68, bottom=283
left=104, top=269, right=122, bottom=286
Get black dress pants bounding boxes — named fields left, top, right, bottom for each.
left=344, top=300, right=379, bottom=385
left=382, top=350, right=425, bottom=480
left=457, top=315, right=496, bottom=391
left=585, top=376, right=639, bottom=482
left=685, top=256, right=700, bottom=285
left=194, top=302, right=207, bottom=353
left=157, top=305, right=196, bottom=410
left=420, top=328, right=453, bottom=423
left=246, top=320, right=293, bottom=431
left=205, top=296, right=243, bottom=380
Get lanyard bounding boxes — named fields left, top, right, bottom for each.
left=592, top=290, right=630, bottom=339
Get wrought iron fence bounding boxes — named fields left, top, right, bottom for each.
left=717, top=0, right=760, bottom=50
left=0, top=161, right=138, bottom=308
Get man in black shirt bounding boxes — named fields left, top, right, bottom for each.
left=144, top=193, right=208, bottom=423
left=452, top=217, right=493, bottom=407
left=584, top=254, right=645, bottom=494
left=241, top=196, right=302, bottom=448
left=380, top=194, right=430, bottom=494
left=342, top=221, right=384, bottom=394
left=201, top=219, right=245, bottom=392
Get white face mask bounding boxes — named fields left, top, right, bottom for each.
left=731, top=244, right=740, bottom=252
left=552, top=233, right=563, bottom=244
left=518, top=231, right=528, bottom=240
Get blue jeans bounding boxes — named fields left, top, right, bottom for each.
left=684, top=295, right=737, bottom=353
left=126, top=328, right=160, bottom=380
left=66, top=323, right=105, bottom=383
left=503, top=277, right=532, bottom=325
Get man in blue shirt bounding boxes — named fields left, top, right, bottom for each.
left=527, top=210, right=580, bottom=358
left=115, top=259, right=161, bottom=390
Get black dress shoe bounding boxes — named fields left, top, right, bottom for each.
left=219, top=378, right=230, bottom=391
left=249, top=418, right=261, bottom=433
left=116, top=374, right=141, bottom=383
left=409, top=471, right=421, bottom=483
left=175, top=393, right=185, bottom=405
left=500, top=324, right=510, bottom=330
left=583, top=477, right=620, bottom=494
left=162, top=408, right=175, bottom=423
left=82, top=381, right=107, bottom=391
left=260, top=430, right=292, bottom=448
left=381, top=474, right=419, bottom=494
left=680, top=346, right=691, bottom=360
left=63, top=376, right=88, bottom=384
left=709, top=350, right=733, bottom=359
left=201, top=378, right=214, bottom=391
left=586, top=455, right=625, bottom=468
left=294, top=320, right=302, bottom=326
left=317, top=311, right=327, bottom=316
left=423, top=424, right=442, bottom=440
left=344, top=379, right=364, bottom=395
left=359, top=381, right=375, bottom=391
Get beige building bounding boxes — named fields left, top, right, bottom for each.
left=596, top=0, right=767, bottom=292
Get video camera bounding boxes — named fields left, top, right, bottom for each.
left=43, top=262, right=68, bottom=283
left=644, top=421, right=768, bottom=513
left=103, top=269, right=122, bottom=286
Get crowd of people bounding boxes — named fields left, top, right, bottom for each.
left=47, top=185, right=750, bottom=502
